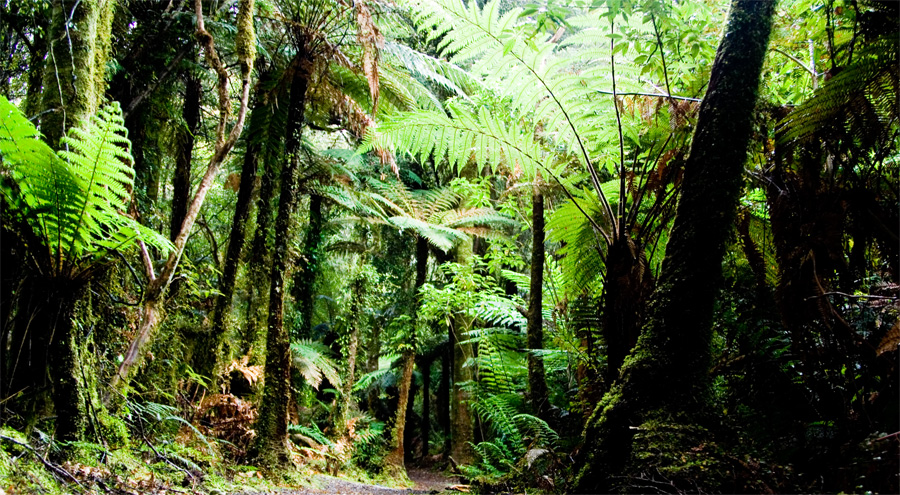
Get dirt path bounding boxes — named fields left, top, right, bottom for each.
left=235, top=468, right=462, bottom=495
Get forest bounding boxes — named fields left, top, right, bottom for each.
left=0, top=0, right=897, bottom=493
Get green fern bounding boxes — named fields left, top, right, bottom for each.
left=291, top=339, right=343, bottom=391
left=0, top=97, right=171, bottom=276
left=776, top=37, right=899, bottom=147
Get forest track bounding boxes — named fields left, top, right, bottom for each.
left=231, top=468, right=463, bottom=495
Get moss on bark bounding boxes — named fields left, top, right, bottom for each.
left=575, top=1, right=776, bottom=492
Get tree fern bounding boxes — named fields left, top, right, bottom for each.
left=291, top=339, right=343, bottom=391
left=0, top=97, right=171, bottom=277
left=777, top=37, right=899, bottom=147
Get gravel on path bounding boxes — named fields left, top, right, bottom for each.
left=231, top=468, right=463, bottom=495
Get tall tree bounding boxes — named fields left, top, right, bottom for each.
left=526, top=183, right=549, bottom=419
left=111, top=0, right=255, bottom=390
left=575, top=1, right=776, bottom=491
left=249, top=53, right=311, bottom=467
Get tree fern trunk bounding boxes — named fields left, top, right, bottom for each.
left=250, top=56, right=310, bottom=468
left=527, top=186, right=549, bottom=419
left=450, top=243, right=475, bottom=466
left=576, top=1, right=776, bottom=491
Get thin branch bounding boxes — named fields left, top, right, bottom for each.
left=0, top=435, right=86, bottom=491
left=594, top=90, right=701, bottom=102
left=771, top=47, right=818, bottom=83
left=611, top=20, right=627, bottom=241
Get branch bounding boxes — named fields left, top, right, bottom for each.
left=0, top=435, right=86, bottom=491
left=594, top=90, right=701, bottom=102
left=771, top=47, right=818, bottom=82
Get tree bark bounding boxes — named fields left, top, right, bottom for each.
left=527, top=186, right=549, bottom=419
left=242, top=148, right=277, bottom=354
left=450, top=243, right=475, bottom=465
left=39, top=0, right=115, bottom=147
left=576, top=1, right=776, bottom=491
left=292, top=193, right=324, bottom=339
left=170, top=69, right=202, bottom=241
left=250, top=58, right=309, bottom=468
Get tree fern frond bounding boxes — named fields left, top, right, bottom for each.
left=777, top=37, right=899, bottom=146
left=291, top=339, right=343, bottom=390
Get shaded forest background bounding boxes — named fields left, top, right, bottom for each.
left=0, top=0, right=897, bottom=493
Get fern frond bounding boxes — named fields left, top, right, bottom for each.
left=291, top=339, right=343, bottom=390
left=777, top=37, right=899, bottom=146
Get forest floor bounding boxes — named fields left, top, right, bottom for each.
left=234, top=468, right=464, bottom=495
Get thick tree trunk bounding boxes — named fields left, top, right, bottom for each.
left=40, top=0, right=115, bottom=147
left=242, top=152, right=277, bottom=354
left=292, top=193, right=324, bottom=339
left=170, top=70, right=202, bottom=241
left=46, top=282, right=91, bottom=450
left=527, top=186, right=549, bottom=418
left=385, top=350, right=415, bottom=472
left=250, top=59, right=309, bottom=468
left=23, top=32, right=47, bottom=120
left=576, top=1, right=775, bottom=492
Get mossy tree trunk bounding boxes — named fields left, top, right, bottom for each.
left=203, top=67, right=273, bottom=382
left=339, top=273, right=365, bottom=428
left=576, top=1, right=776, bottom=491
left=39, top=0, right=115, bottom=147
left=450, top=242, right=475, bottom=465
left=242, top=147, right=278, bottom=355
left=170, top=68, right=202, bottom=241
left=250, top=56, right=310, bottom=468
left=386, top=235, right=429, bottom=471
left=527, top=185, right=549, bottom=419
left=292, top=193, right=324, bottom=339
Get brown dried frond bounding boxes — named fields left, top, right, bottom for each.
left=224, top=355, right=263, bottom=389
left=197, top=393, right=258, bottom=455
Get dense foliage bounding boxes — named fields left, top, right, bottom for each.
left=0, top=0, right=896, bottom=493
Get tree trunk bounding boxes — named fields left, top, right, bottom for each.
left=39, top=0, right=115, bottom=147
left=385, top=350, right=415, bottom=472
left=242, top=149, right=278, bottom=354
left=601, top=236, right=652, bottom=387
left=576, top=1, right=775, bottom=491
left=420, top=357, right=432, bottom=459
left=527, top=186, right=549, bottom=419
left=170, top=69, right=202, bottom=241
left=450, top=243, right=475, bottom=465
left=46, top=282, right=91, bottom=451
left=202, top=68, right=272, bottom=381
left=250, top=58, right=309, bottom=468
left=438, top=344, right=451, bottom=456
left=292, top=193, right=324, bottom=339
left=386, top=235, right=429, bottom=471
left=339, top=275, right=364, bottom=429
